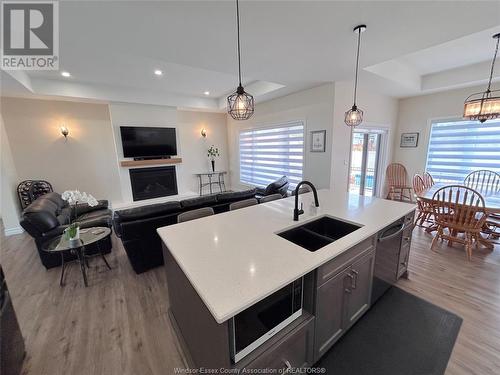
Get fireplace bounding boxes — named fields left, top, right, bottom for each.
left=129, top=166, right=178, bottom=201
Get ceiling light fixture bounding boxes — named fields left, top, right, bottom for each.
left=345, top=24, right=366, bottom=128
left=227, top=0, right=254, bottom=121
left=463, top=33, right=500, bottom=123
left=154, top=69, right=163, bottom=76
left=61, top=71, right=71, bottom=78
left=204, top=91, right=210, bottom=96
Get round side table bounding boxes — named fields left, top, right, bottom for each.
left=42, top=227, right=112, bottom=287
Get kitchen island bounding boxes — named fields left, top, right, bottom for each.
left=158, top=189, right=416, bottom=370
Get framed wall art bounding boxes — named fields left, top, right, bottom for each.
left=311, top=130, right=326, bottom=152
left=400, top=132, right=419, bottom=148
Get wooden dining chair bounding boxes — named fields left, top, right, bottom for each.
left=413, top=174, right=433, bottom=227
left=483, top=215, right=500, bottom=244
left=431, top=185, right=488, bottom=260
left=385, top=163, right=413, bottom=202
left=464, top=170, right=500, bottom=195
left=423, top=172, right=434, bottom=188
left=412, top=174, right=425, bottom=195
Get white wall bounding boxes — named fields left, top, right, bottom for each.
left=331, top=81, right=399, bottom=195
left=227, top=84, right=335, bottom=190
left=109, top=103, right=228, bottom=206
left=176, top=110, right=229, bottom=192
left=226, top=82, right=398, bottom=195
left=1, top=97, right=122, bottom=204
left=393, top=83, right=491, bottom=179
left=0, top=112, right=22, bottom=235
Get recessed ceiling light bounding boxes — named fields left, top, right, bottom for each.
left=204, top=91, right=210, bottom=96
left=154, top=69, right=163, bottom=76
left=61, top=71, right=71, bottom=77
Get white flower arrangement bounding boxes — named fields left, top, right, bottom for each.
left=62, top=190, right=98, bottom=207
left=61, top=190, right=98, bottom=241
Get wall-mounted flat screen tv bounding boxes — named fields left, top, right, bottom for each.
left=120, top=126, right=177, bottom=158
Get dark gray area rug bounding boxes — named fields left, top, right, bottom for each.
left=316, top=287, right=462, bottom=375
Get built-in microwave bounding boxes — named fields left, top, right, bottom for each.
left=229, top=277, right=304, bottom=363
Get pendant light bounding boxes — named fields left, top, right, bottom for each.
left=227, top=0, right=254, bottom=121
left=463, top=33, right=500, bottom=123
left=345, top=24, right=367, bottom=127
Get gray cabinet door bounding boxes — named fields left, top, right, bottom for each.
left=245, top=317, right=315, bottom=371
left=344, top=250, right=375, bottom=328
left=314, top=267, right=351, bottom=360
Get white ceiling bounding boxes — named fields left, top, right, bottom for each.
left=2, top=1, right=500, bottom=108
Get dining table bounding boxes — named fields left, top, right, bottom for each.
left=416, top=182, right=500, bottom=248
left=417, top=182, right=500, bottom=214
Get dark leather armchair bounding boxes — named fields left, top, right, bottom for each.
left=255, top=176, right=289, bottom=199
left=20, top=192, right=113, bottom=269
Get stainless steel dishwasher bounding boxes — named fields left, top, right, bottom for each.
left=371, top=214, right=413, bottom=304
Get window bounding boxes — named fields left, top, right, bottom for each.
left=426, top=119, right=500, bottom=183
left=239, top=122, right=304, bottom=188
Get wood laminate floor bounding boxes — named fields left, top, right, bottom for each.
left=1, top=225, right=499, bottom=374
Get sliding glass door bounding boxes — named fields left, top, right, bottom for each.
left=349, top=131, right=381, bottom=196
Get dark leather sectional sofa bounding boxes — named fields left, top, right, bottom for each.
left=19, top=192, right=113, bottom=269
left=255, top=175, right=289, bottom=199
left=113, top=188, right=258, bottom=274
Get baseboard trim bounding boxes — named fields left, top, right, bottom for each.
left=4, top=226, right=24, bottom=236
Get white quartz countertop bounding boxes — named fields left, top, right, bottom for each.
left=157, top=190, right=415, bottom=323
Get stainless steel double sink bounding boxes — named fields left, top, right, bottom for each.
left=277, top=216, right=362, bottom=252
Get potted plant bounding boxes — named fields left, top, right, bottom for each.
left=207, top=145, right=220, bottom=172
left=61, top=190, right=98, bottom=247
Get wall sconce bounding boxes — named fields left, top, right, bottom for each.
left=201, top=128, right=207, bottom=138
left=60, top=126, right=69, bottom=140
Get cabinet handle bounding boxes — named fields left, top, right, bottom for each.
left=351, top=269, right=358, bottom=289
left=282, top=359, right=292, bottom=373
left=345, top=288, right=352, bottom=294
left=378, top=223, right=405, bottom=242
left=347, top=273, right=355, bottom=289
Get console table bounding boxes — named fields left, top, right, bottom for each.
left=195, top=171, right=227, bottom=196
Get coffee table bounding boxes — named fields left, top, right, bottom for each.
left=42, top=227, right=112, bottom=287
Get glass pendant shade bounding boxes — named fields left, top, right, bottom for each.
left=344, top=105, right=364, bottom=127
left=464, top=90, right=500, bottom=123
left=345, top=24, right=366, bottom=127
left=228, top=85, right=255, bottom=120
left=464, top=33, right=500, bottom=123
left=227, top=0, right=254, bottom=121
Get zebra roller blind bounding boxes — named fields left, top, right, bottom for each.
left=426, top=120, right=500, bottom=183
left=239, top=122, right=304, bottom=188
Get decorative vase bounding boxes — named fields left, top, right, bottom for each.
left=66, top=226, right=80, bottom=248
left=211, top=160, right=215, bottom=172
